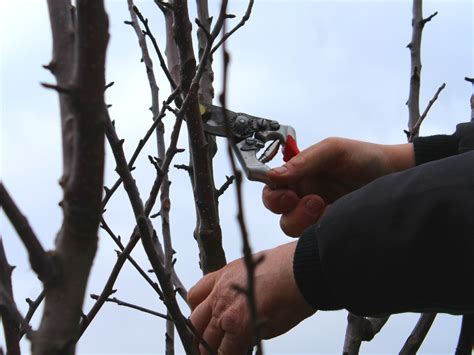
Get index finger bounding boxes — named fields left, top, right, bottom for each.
left=188, top=271, right=219, bottom=311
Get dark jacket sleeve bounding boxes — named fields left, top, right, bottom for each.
left=293, top=123, right=474, bottom=316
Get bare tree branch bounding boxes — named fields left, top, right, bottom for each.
left=455, top=315, right=474, bottom=354
left=400, top=313, right=437, bottom=354
left=216, top=175, right=235, bottom=198
left=103, top=112, right=196, bottom=353
left=406, top=0, right=436, bottom=134
left=408, top=82, right=446, bottom=142
left=100, top=218, right=164, bottom=298
left=35, top=1, right=109, bottom=353
left=131, top=4, right=177, bottom=90
left=218, top=11, right=263, bottom=354
left=164, top=5, right=182, bottom=86
left=172, top=0, right=229, bottom=274
left=126, top=4, right=181, bottom=351
left=343, top=314, right=389, bottom=354
left=90, top=293, right=170, bottom=320
left=0, top=183, right=56, bottom=284
left=211, top=0, right=255, bottom=54
left=79, top=100, right=190, bottom=338
left=195, top=0, right=214, bottom=102
left=0, top=239, right=21, bottom=355
left=19, top=291, right=45, bottom=339
left=102, top=89, right=180, bottom=209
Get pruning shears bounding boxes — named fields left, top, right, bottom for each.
left=200, top=104, right=300, bottom=185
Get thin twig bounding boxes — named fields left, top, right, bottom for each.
left=129, top=3, right=181, bottom=349
left=90, top=294, right=170, bottom=320
left=409, top=82, right=446, bottom=141
left=18, top=291, right=45, bottom=339
left=100, top=218, right=163, bottom=298
left=132, top=5, right=177, bottom=90
left=79, top=106, right=188, bottom=340
left=103, top=111, right=196, bottom=353
left=102, top=89, right=179, bottom=208
left=211, top=0, right=255, bottom=54
left=195, top=0, right=214, bottom=103
left=219, top=10, right=263, bottom=354
left=216, top=175, right=235, bottom=198
left=0, top=183, right=56, bottom=284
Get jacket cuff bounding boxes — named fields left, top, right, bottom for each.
left=293, top=226, right=343, bottom=310
left=413, top=135, right=458, bottom=165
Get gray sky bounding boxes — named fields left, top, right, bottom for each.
left=1, top=0, right=473, bottom=353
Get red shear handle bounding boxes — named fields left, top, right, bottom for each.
left=283, top=135, right=300, bottom=162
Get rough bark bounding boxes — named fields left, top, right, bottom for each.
left=343, top=314, right=389, bottom=354
left=173, top=0, right=226, bottom=273
left=400, top=313, right=437, bottom=354
left=455, top=315, right=474, bottom=355
left=0, top=239, right=21, bottom=355
left=407, top=0, right=423, bottom=131
left=33, top=1, right=109, bottom=353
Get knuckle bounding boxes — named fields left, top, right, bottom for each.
left=220, top=307, right=244, bottom=334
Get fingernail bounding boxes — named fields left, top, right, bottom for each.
left=305, top=199, right=323, bottom=217
left=271, top=165, right=288, bottom=174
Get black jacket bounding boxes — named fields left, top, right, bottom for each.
left=293, top=123, right=474, bottom=316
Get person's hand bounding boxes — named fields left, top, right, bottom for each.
left=188, top=242, right=316, bottom=354
left=263, top=138, right=414, bottom=236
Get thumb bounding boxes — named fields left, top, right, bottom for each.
left=267, top=151, right=312, bottom=185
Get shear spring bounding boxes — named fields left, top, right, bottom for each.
left=258, top=140, right=280, bottom=163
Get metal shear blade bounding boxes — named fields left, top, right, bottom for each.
left=201, top=103, right=298, bottom=184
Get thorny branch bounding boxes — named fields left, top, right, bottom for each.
left=103, top=112, right=196, bottom=352
left=219, top=14, right=263, bottom=354
left=90, top=293, right=170, bottom=320
left=102, top=89, right=179, bottom=208
left=100, top=218, right=164, bottom=298
left=79, top=106, right=188, bottom=340
left=24, top=92, right=183, bottom=332
left=127, top=2, right=180, bottom=352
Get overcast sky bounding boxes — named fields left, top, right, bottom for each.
left=1, top=0, right=473, bottom=354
